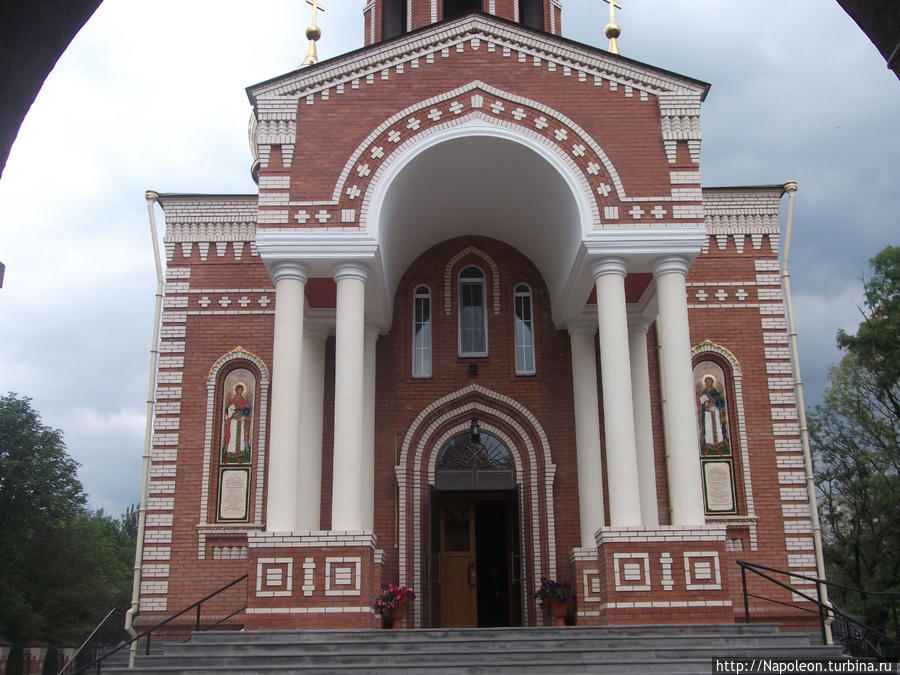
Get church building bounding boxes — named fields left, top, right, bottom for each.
left=138, top=0, right=816, bottom=633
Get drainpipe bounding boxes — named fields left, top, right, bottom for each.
left=780, top=181, right=832, bottom=644
left=125, top=191, right=165, bottom=665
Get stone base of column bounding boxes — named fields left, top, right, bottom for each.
left=571, top=547, right=603, bottom=625
left=245, top=531, right=384, bottom=630
left=591, top=525, right=733, bottom=625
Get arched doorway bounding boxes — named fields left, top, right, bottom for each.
left=430, top=418, right=522, bottom=627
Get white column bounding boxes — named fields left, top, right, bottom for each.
left=331, top=262, right=368, bottom=531
left=361, top=324, right=378, bottom=532
left=592, top=258, right=643, bottom=527
left=266, top=261, right=308, bottom=533
left=628, top=315, right=660, bottom=527
left=654, top=255, right=705, bottom=526
left=568, top=324, right=606, bottom=547
left=296, top=323, right=327, bottom=531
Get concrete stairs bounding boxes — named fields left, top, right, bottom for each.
left=104, top=624, right=847, bottom=674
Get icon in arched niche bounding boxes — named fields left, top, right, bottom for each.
left=221, top=368, right=254, bottom=464
left=694, top=362, right=730, bottom=457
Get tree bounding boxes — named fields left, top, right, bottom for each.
left=811, top=246, right=900, bottom=651
left=0, top=394, right=135, bottom=673
left=0, top=394, right=86, bottom=645
left=837, top=246, right=900, bottom=419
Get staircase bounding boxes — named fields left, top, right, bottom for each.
left=105, top=624, right=847, bottom=674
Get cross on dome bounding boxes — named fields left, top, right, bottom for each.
left=301, top=0, right=326, bottom=67
left=306, top=0, right=325, bottom=29
left=602, top=0, right=624, bottom=55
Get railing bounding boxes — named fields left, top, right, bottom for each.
left=58, top=608, right=128, bottom=675
left=738, top=560, right=899, bottom=660
left=73, top=574, right=248, bottom=674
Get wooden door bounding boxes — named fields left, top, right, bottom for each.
left=438, top=502, right=477, bottom=627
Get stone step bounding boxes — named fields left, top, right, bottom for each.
left=188, top=623, right=788, bottom=644
left=159, top=633, right=822, bottom=656
left=99, top=624, right=846, bottom=675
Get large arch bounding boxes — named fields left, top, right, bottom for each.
left=364, top=113, right=597, bottom=327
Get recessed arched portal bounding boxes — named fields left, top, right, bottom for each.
left=367, top=118, right=595, bottom=328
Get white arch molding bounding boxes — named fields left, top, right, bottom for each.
left=364, top=114, right=593, bottom=329
left=197, top=347, right=270, bottom=558
left=691, top=339, right=759, bottom=550
left=395, top=383, right=557, bottom=627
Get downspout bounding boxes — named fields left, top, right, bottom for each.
left=125, top=191, right=165, bottom=665
left=780, top=180, right=832, bottom=644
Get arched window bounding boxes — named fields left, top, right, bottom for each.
left=458, top=266, right=488, bottom=356
left=513, top=284, right=535, bottom=375
left=383, top=0, right=407, bottom=40
left=412, top=285, right=432, bottom=377
left=444, top=0, right=482, bottom=21
left=436, top=419, right=515, bottom=490
left=518, top=0, right=543, bottom=30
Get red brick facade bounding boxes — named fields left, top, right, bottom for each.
left=137, top=6, right=816, bottom=635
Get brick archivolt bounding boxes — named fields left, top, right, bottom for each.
left=256, top=81, right=705, bottom=234
left=396, top=383, right=556, bottom=628
left=443, top=246, right=501, bottom=315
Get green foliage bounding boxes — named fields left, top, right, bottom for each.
left=811, top=246, right=900, bottom=648
left=0, top=393, right=136, bottom=656
left=837, top=245, right=900, bottom=419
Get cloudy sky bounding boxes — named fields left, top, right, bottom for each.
left=1, top=0, right=897, bottom=516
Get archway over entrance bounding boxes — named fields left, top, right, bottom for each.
left=372, top=122, right=590, bottom=328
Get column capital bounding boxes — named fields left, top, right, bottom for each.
left=591, top=256, right=628, bottom=280
left=333, top=261, right=369, bottom=283
left=566, top=319, right=598, bottom=336
left=653, top=255, right=691, bottom=278
left=627, top=312, right=654, bottom=334
left=270, top=260, right=309, bottom=284
left=304, top=320, right=331, bottom=339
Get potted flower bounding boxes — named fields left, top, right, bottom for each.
left=374, top=583, right=416, bottom=629
left=533, top=577, right=572, bottom=626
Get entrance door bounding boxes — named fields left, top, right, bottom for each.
left=431, top=424, right=520, bottom=627
left=438, top=502, right=477, bottom=627
left=435, top=493, right=518, bottom=627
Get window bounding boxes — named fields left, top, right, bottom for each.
left=412, top=285, right=432, bottom=377
left=514, top=284, right=535, bottom=374
left=458, top=266, right=488, bottom=356
left=518, top=0, right=543, bottom=30
left=444, top=0, right=482, bottom=21
left=383, top=0, right=407, bottom=40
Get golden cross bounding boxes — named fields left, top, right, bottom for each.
left=306, top=0, right=325, bottom=29
left=602, top=0, right=623, bottom=24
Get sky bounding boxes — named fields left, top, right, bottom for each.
left=0, top=0, right=897, bottom=516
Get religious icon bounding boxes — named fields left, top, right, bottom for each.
left=221, top=371, right=253, bottom=464
left=696, top=369, right=730, bottom=456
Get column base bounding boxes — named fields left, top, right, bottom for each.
left=245, top=530, right=384, bottom=630
left=584, top=525, right=733, bottom=625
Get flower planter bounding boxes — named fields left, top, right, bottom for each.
left=548, top=597, right=567, bottom=626
left=389, top=601, right=407, bottom=629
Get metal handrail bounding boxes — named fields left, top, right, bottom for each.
left=74, top=573, right=248, bottom=674
left=58, top=608, right=122, bottom=675
left=738, top=559, right=899, bottom=659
